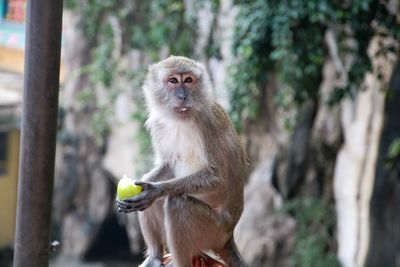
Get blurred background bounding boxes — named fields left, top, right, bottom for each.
left=0, top=0, right=400, bottom=266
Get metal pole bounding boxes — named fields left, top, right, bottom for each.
left=13, top=0, right=63, bottom=266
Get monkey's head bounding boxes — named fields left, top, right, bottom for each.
left=144, top=56, right=212, bottom=120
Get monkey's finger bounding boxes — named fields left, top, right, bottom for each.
left=118, top=207, right=132, bottom=213
left=116, top=198, right=133, bottom=206
left=118, top=205, right=141, bottom=213
left=118, top=203, right=144, bottom=213
left=116, top=198, right=126, bottom=205
left=118, top=201, right=147, bottom=212
left=129, top=200, right=152, bottom=211
left=123, top=193, right=147, bottom=203
left=117, top=199, right=146, bottom=211
left=134, top=181, right=154, bottom=191
left=116, top=199, right=133, bottom=208
left=129, top=201, right=149, bottom=210
left=117, top=202, right=133, bottom=209
left=117, top=203, right=132, bottom=210
left=118, top=207, right=126, bottom=213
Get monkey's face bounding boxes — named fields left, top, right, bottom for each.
left=145, top=56, right=212, bottom=120
left=162, top=72, right=198, bottom=118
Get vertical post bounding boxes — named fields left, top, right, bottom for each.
left=13, top=0, right=63, bottom=266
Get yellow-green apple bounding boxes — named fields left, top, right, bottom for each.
left=117, top=175, right=142, bottom=200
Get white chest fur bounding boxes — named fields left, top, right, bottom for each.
left=150, top=117, right=207, bottom=177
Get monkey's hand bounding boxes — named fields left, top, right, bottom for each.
left=116, top=181, right=162, bottom=213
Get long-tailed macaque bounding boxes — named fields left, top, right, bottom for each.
left=117, top=56, right=248, bottom=267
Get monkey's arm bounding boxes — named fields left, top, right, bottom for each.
left=155, top=167, right=219, bottom=195
left=118, top=167, right=220, bottom=212
left=141, top=163, right=170, bottom=182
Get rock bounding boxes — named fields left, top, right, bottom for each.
left=235, top=160, right=296, bottom=267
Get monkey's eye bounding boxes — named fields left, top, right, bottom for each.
left=184, top=77, right=193, bottom=83
left=169, top=77, right=178, bottom=84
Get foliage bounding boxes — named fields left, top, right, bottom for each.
left=129, top=1, right=198, bottom=58
left=231, top=0, right=400, bottom=127
left=388, top=138, right=400, bottom=160
left=386, top=137, right=400, bottom=171
left=282, top=198, right=341, bottom=267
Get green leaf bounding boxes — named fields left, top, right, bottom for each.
left=388, top=138, right=400, bottom=160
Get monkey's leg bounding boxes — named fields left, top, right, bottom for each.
left=138, top=199, right=166, bottom=267
left=217, top=237, right=248, bottom=267
left=164, top=195, right=229, bottom=267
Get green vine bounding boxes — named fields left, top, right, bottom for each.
left=231, top=0, right=400, bottom=128
left=282, top=198, right=340, bottom=267
left=386, top=137, right=400, bottom=171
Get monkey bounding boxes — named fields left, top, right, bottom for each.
left=117, top=56, right=248, bottom=267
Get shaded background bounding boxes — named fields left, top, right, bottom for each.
left=0, top=0, right=399, bottom=266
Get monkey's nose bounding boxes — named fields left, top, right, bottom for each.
left=177, top=92, right=187, bottom=100
left=176, top=87, right=188, bottom=100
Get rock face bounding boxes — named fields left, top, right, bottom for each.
left=102, top=92, right=141, bottom=180
left=236, top=160, right=296, bottom=267
left=101, top=91, right=144, bottom=253
left=334, top=81, right=385, bottom=267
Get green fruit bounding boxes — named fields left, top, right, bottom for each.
left=117, top=175, right=142, bottom=200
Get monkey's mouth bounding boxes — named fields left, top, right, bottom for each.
left=174, top=106, right=191, bottom=116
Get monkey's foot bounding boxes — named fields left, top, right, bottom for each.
left=138, top=257, right=163, bottom=267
